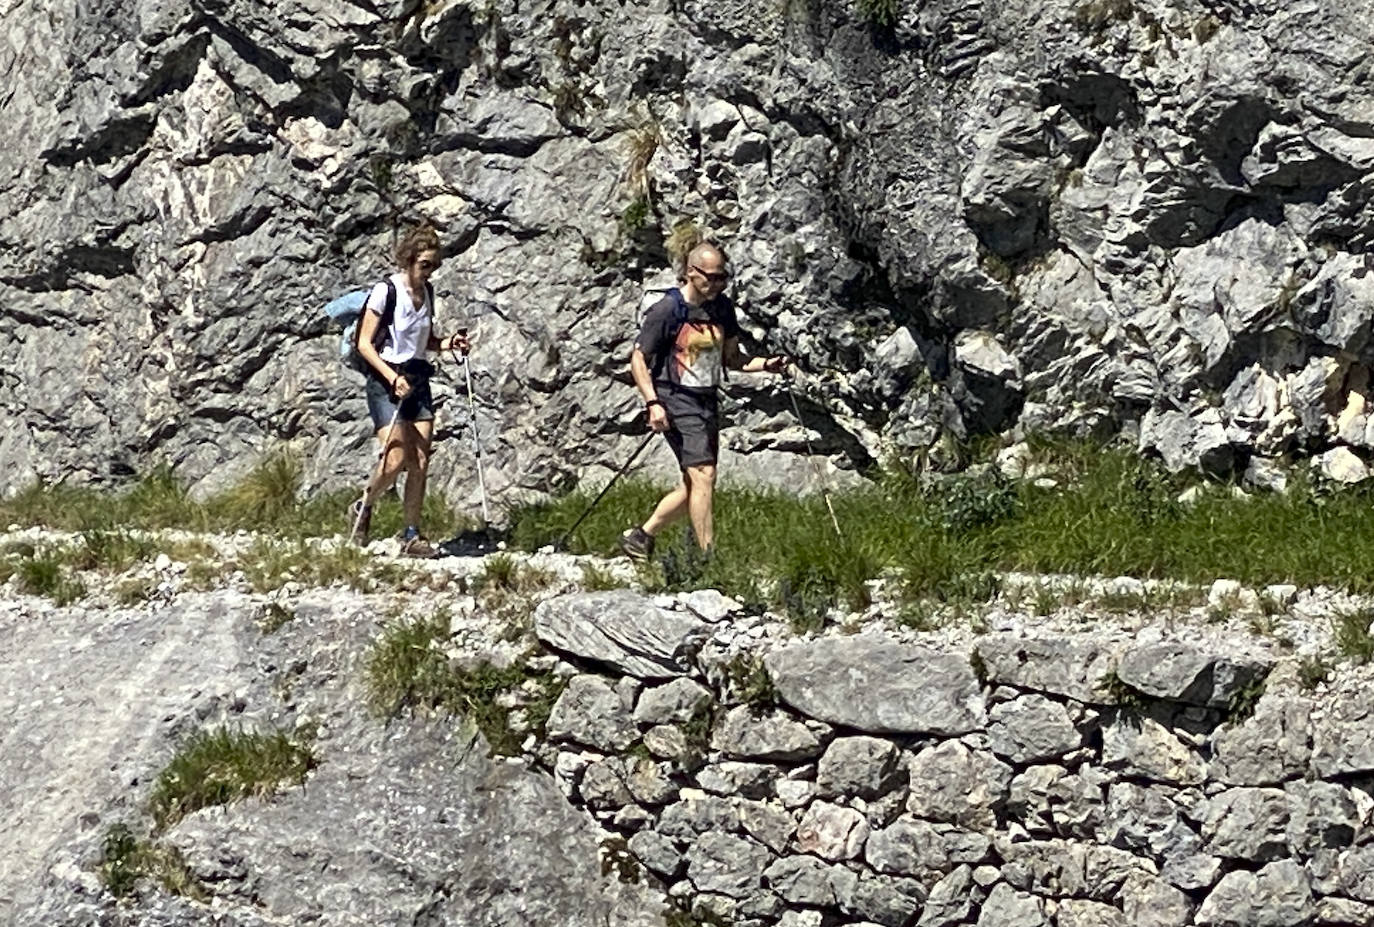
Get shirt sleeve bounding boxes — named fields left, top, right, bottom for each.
left=364, top=281, right=390, bottom=316
left=634, top=296, right=675, bottom=361
left=719, top=296, right=743, bottom=340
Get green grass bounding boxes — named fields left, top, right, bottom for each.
left=0, top=453, right=464, bottom=541
left=508, top=443, right=1374, bottom=623
left=1332, top=609, right=1374, bottom=664
left=148, top=726, right=316, bottom=830
left=363, top=614, right=566, bottom=755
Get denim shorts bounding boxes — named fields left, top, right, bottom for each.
left=364, top=374, right=435, bottom=430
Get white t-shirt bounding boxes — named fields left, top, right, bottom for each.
left=367, top=273, right=432, bottom=364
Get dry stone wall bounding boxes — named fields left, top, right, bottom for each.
left=534, top=590, right=1374, bottom=927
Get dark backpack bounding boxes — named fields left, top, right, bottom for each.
left=324, top=279, right=433, bottom=374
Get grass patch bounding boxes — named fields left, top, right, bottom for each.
left=235, top=539, right=417, bottom=594
left=114, top=576, right=157, bottom=607
left=721, top=653, right=777, bottom=712
left=15, top=552, right=86, bottom=605
left=99, top=822, right=207, bottom=901
left=148, top=726, right=316, bottom=830
left=856, top=0, right=900, bottom=27
left=510, top=446, right=1374, bottom=621
left=363, top=614, right=566, bottom=755
left=1297, top=655, right=1332, bottom=691
left=0, top=454, right=462, bottom=542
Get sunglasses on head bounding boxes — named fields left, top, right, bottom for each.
left=691, top=264, right=730, bottom=283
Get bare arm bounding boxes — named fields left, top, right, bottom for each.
left=630, top=346, right=669, bottom=432
left=357, top=310, right=401, bottom=391
left=724, top=337, right=786, bottom=373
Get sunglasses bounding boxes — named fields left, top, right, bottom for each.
left=691, top=264, right=730, bottom=284
left=417, top=259, right=441, bottom=272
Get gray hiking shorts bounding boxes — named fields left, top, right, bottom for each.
left=365, top=374, right=435, bottom=430
left=661, top=386, right=719, bottom=469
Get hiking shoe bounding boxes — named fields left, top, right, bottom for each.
left=619, top=527, right=655, bottom=562
left=398, top=534, right=437, bottom=559
left=348, top=499, right=373, bottom=545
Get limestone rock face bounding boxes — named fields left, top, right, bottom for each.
left=0, top=589, right=660, bottom=926
left=4, top=0, right=1374, bottom=496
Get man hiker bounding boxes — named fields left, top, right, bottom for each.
left=619, top=241, right=788, bottom=561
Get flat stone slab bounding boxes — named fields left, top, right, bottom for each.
left=1116, top=641, right=1270, bottom=709
left=534, top=590, right=708, bottom=679
left=765, top=636, right=985, bottom=735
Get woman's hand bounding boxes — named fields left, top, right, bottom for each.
left=445, top=333, right=471, bottom=355
left=393, top=374, right=412, bottom=399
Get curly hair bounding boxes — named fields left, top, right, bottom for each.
left=394, top=224, right=441, bottom=269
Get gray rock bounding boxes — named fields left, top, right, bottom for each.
left=975, top=635, right=1121, bottom=703
left=762, top=855, right=845, bottom=906
left=739, top=800, right=796, bottom=855
left=916, top=865, right=974, bottom=927
left=1317, top=897, right=1374, bottom=926
left=643, top=725, right=689, bottom=760
left=546, top=674, right=639, bottom=752
left=1105, top=782, right=1202, bottom=859
left=794, top=800, right=870, bottom=861
left=816, top=736, right=905, bottom=799
left=1196, top=860, right=1317, bottom=927
left=1056, top=900, right=1126, bottom=927
left=534, top=592, right=708, bottom=680
left=1311, top=683, right=1374, bottom=777
left=906, top=740, right=1013, bottom=828
left=1210, top=692, right=1314, bottom=785
left=634, top=677, right=713, bottom=725
left=578, top=758, right=633, bottom=809
left=837, top=873, right=925, bottom=927
left=765, top=638, right=985, bottom=735
left=976, top=882, right=1050, bottom=927
left=696, top=761, right=780, bottom=800
left=685, top=831, right=773, bottom=898
left=657, top=792, right=741, bottom=839
left=1337, top=844, right=1374, bottom=903
left=621, top=756, right=677, bottom=807
left=1285, top=780, right=1360, bottom=858
left=1121, top=873, right=1193, bottom=927
left=1200, top=787, right=1290, bottom=860
left=711, top=705, right=825, bottom=762
left=1116, top=642, right=1269, bottom=709
left=1139, top=408, right=1234, bottom=474
left=627, top=830, right=683, bottom=879
left=866, top=816, right=991, bottom=878
left=986, top=694, right=1083, bottom=763
left=1102, top=715, right=1208, bottom=786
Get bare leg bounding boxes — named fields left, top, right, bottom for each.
left=363, top=423, right=408, bottom=504
left=402, top=419, right=434, bottom=528
left=685, top=464, right=716, bottom=550
left=643, top=474, right=690, bottom=537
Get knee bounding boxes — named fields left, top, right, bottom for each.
left=686, top=465, right=716, bottom=490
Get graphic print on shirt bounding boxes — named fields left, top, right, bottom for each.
left=673, top=320, right=725, bottom=390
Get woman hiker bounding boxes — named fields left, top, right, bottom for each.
left=349, top=224, right=470, bottom=558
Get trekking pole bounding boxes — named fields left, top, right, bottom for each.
left=353, top=404, right=403, bottom=542
left=461, top=354, right=492, bottom=525
left=783, top=370, right=844, bottom=541
left=555, top=432, right=655, bottom=551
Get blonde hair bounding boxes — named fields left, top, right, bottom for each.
left=395, top=224, right=441, bottom=268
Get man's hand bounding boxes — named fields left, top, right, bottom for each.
left=648, top=402, right=669, bottom=433
left=763, top=355, right=790, bottom=373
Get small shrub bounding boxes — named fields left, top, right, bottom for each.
left=1297, top=655, right=1332, bottom=691
left=1075, top=0, right=1133, bottom=33
left=18, top=554, right=86, bottom=605
left=856, top=0, right=900, bottom=27
left=114, top=576, right=156, bottom=607
left=1097, top=671, right=1148, bottom=713
left=256, top=602, right=295, bottom=633
left=1332, top=609, right=1374, bottom=664
left=600, top=835, right=642, bottom=884
left=149, top=727, right=316, bottom=829
left=620, top=196, right=651, bottom=235
left=722, top=654, right=777, bottom=712
left=1224, top=674, right=1267, bottom=725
